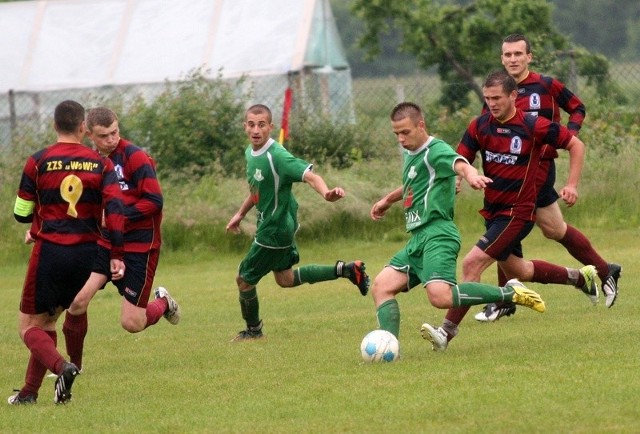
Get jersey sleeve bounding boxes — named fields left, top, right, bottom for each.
left=533, top=116, right=574, bottom=150
left=456, top=119, right=480, bottom=164
left=550, top=77, right=585, bottom=134
left=274, top=145, right=311, bottom=182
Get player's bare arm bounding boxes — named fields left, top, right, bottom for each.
left=560, top=136, right=586, bottom=207
left=454, top=160, right=492, bottom=190
left=303, top=170, right=345, bottom=202
left=370, top=186, right=402, bottom=220
left=226, top=194, right=255, bottom=233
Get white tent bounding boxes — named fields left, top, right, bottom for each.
left=0, top=0, right=353, bottom=142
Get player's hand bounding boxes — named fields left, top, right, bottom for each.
left=110, top=259, right=125, bottom=281
left=324, top=187, right=345, bottom=202
left=455, top=176, right=463, bottom=194
left=370, top=199, right=391, bottom=220
left=24, top=230, right=35, bottom=244
left=225, top=213, right=244, bottom=234
left=465, top=174, right=493, bottom=190
left=559, top=185, right=578, bottom=207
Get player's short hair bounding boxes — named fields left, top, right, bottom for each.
left=245, top=104, right=272, bottom=123
left=54, top=100, right=85, bottom=134
left=503, top=33, right=531, bottom=54
left=483, top=70, right=518, bottom=94
left=390, top=102, right=426, bottom=126
left=86, top=107, right=119, bottom=131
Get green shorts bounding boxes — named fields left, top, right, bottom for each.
left=238, top=241, right=300, bottom=286
left=388, top=222, right=461, bottom=291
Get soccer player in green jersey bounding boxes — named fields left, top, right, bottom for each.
left=226, top=104, right=369, bottom=341
left=369, top=102, right=546, bottom=341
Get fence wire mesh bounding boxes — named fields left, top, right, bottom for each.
left=2, top=63, right=639, bottom=155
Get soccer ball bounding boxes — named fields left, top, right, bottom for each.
left=360, top=329, right=400, bottom=363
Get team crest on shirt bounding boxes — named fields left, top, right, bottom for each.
left=510, top=136, right=523, bottom=154
left=408, top=166, right=417, bottom=179
left=253, top=169, right=264, bottom=181
left=114, top=164, right=129, bottom=191
left=529, top=93, right=541, bottom=110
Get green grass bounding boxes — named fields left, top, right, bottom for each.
left=1, top=227, right=638, bottom=433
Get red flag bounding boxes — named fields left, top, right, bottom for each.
left=279, top=87, right=292, bottom=144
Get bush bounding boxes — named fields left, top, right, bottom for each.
left=124, top=68, right=247, bottom=180
left=287, top=108, right=371, bottom=169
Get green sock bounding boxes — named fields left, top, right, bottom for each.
left=452, top=282, right=515, bottom=307
left=376, top=299, right=400, bottom=338
left=239, top=288, right=260, bottom=326
left=292, top=264, right=338, bottom=286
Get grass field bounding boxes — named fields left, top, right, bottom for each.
left=1, top=226, right=638, bottom=433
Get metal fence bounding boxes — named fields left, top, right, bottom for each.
left=2, top=62, right=639, bottom=152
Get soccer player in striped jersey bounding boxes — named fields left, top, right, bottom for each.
left=369, top=102, right=546, bottom=342
left=226, top=104, right=369, bottom=341
left=62, top=108, right=180, bottom=374
left=476, top=34, right=620, bottom=322
left=10, top=100, right=125, bottom=405
left=422, top=71, right=593, bottom=351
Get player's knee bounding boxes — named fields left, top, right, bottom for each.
left=120, top=316, right=145, bottom=333
left=537, top=221, right=566, bottom=240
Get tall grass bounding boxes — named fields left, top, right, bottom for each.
left=1, top=229, right=637, bottom=433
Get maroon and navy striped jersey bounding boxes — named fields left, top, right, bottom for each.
left=101, top=138, right=163, bottom=253
left=457, top=110, right=575, bottom=221
left=483, top=71, right=586, bottom=160
left=15, top=142, right=125, bottom=259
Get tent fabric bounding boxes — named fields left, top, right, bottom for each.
left=0, top=0, right=349, bottom=94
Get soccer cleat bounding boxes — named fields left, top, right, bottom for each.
left=602, top=263, right=621, bottom=308
left=231, top=321, right=264, bottom=342
left=420, top=323, right=448, bottom=352
left=54, top=362, right=80, bottom=404
left=154, top=286, right=181, bottom=325
left=578, top=265, right=599, bottom=305
left=7, top=390, right=37, bottom=405
left=337, top=260, right=370, bottom=296
left=508, top=279, right=546, bottom=313
left=474, top=302, right=517, bottom=322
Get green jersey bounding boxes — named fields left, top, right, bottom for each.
left=245, top=138, right=311, bottom=248
left=402, top=136, right=466, bottom=232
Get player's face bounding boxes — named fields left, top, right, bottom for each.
left=244, top=112, right=273, bottom=150
left=88, top=121, right=120, bottom=156
left=483, top=84, right=517, bottom=122
left=391, top=116, right=428, bottom=151
left=501, top=40, right=531, bottom=81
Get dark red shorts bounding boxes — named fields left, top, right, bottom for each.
left=476, top=216, right=535, bottom=261
left=21, top=241, right=97, bottom=315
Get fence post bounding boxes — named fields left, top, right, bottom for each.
left=394, top=78, right=405, bottom=103
left=9, top=89, right=16, bottom=146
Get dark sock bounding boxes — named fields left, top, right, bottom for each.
left=239, top=287, right=260, bottom=326
left=559, top=225, right=608, bottom=280
left=23, top=327, right=65, bottom=375
left=145, top=297, right=167, bottom=328
left=63, top=311, right=88, bottom=370
left=531, top=259, right=571, bottom=285
left=21, top=329, right=58, bottom=397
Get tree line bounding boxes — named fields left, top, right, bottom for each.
left=331, top=0, right=640, bottom=78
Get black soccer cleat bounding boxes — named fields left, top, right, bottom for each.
left=337, top=260, right=370, bottom=296
left=7, top=390, right=37, bottom=405
left=54, top=362, right=80, bottom=404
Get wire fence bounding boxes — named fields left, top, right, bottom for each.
left=2, top=62, right=639, bottom=153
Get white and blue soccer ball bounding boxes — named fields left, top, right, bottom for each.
left=360, top=329, right=400, bottom=363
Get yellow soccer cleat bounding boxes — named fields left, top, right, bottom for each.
left=508, top=279, right=546, bottom=313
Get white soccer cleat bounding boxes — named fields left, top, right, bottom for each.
left=420, top=323, right=448, bottom=352
left=154, top=287, right=181, bottom=325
